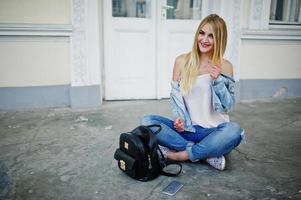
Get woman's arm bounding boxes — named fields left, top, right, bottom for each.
left=171, top=54, right=185, bottom=132
left=170, top=54, right=196, bottom=133
left=211, top=59, right=235, bottom=113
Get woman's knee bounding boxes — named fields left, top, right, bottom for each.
left=228, top=122, right=244, bottom=145
left=141, top=115, right=160, bottom=125
left=220, top=122, right=243, bottom=140
left=229, top=122, right=242, bottom=132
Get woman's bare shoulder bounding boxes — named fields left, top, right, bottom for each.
left=172, top=54, right=187, bottom=81
left=221, top=59, right=233, bottom=77
left=175, top=54, right=187, bottom=65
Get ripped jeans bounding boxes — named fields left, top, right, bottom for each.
left=141, top=115, right=244, bottom=162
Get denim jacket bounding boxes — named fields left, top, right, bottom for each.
left=170, top=74, right=235, bottom=133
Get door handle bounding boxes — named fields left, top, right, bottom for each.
left=162, top=5, right=174, bottom=10
left=161, top=1, right=174, bottom=19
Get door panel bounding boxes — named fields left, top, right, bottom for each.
left=109, top=29, right=156, bottom=98
left=104, top=0, right=156, bottom=100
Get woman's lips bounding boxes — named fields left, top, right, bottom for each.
left=200, top=42, right=210, bottom=48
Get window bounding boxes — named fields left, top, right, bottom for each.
left=243, top=0, right=301, bottom=40
left=112, top=0, right=150, bottom=18
left=270, top=0, right=301, bottom=25
left=166, top=0, right=202, bottom=20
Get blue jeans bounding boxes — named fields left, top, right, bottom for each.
left=141, top=115, right=244, bottom=162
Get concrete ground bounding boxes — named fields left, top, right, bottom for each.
left=0, top=98, right=301, bottom=200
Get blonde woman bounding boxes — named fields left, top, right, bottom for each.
left=141, top=14, right=244, bottom=170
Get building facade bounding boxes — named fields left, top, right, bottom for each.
left=0, top=0, right=300, bottom=109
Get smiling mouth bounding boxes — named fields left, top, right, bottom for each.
left=200, top=42, right=210, bottom=48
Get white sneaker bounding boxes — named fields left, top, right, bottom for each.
left=206, top=156, right=226, bottom=170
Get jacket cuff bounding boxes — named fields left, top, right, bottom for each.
left=186, top=146, right=200, bottom=162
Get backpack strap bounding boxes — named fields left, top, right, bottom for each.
left=145, top=125, right=182, bottom=177
left=157, top=146, right=182, bottom=177
left=160, top=162, right=182, bottom=177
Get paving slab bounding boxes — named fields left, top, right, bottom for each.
left=0, top=98, right=301, bottom=200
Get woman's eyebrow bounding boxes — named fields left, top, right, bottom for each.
left=199, top=29, right=213, bottom=34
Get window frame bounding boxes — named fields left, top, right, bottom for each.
left=242, top=0, right=301, bottom=40
left=269, top=0, right=301, bottom=25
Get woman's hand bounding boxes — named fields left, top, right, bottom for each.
left=210, top=65, right=221, bottom=80
left=174, top=118, right=185, bottom=132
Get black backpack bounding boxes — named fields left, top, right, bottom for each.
left=114, top=125, right=182, bottom=181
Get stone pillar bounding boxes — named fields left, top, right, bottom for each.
left=70, top=0, right=102, bottom=108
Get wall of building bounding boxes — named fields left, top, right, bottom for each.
left=0, top=0, right=70, bottom=88
left=238, top=39, right=301, bottom=100
left=0, top=0, right=70, bottom=24
left=237, top=0, right=301, bottom=100
left=240, top=40, right=301, bottom=79
left=0, top=37, right=70, bottom=87
left=0, top=0, right=300, bottom=109
left=0, top=0, right=73, bottom=109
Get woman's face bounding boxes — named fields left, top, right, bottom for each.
left=197, top=23, right=214, bottom=54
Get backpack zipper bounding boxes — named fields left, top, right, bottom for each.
left=148, top=154, right=152, bottom=169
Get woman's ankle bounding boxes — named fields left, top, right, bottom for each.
left=167, top=150, right=189, bottom=161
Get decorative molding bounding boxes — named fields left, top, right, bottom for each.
left=0, top=23, right=72, bottom=36
left=241, top=28, right=301, bottom=40
left=201, top=0, right=213, bottom=19
left=70, top=0, right=101, bottom=102
left=244, top=0, right=301, bottom=40
left=217, top=0, right=242, bottom=80
left=0, top=36, right=69, bottom=42
left=248, top=0, right=271, bottom=30
left=70, top=0, right=88, bottom=86
left=249, top=0, right=263, bottom=29
left=227, top=0, right=242, bottom=80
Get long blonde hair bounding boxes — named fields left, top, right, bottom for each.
left=180, top=14, right=227, bottom=94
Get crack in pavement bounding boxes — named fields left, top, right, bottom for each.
left=234, top=149, right=276, bottom=164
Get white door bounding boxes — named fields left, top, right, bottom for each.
left=103, top=0, right=156, bottom=100
left=103, top=0, right=203, bottom=100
